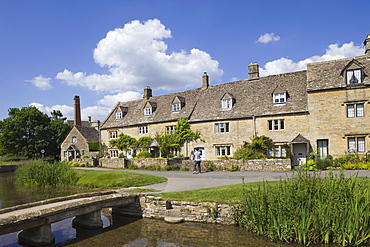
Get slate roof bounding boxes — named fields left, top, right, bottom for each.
left=101, top=70, right=308, bottom=129
left=307, top=55, right=370, bottom=91
left=75, top=125, right=99, bottom=142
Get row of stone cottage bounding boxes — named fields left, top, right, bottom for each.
left=61, top=34, right=370, bottom=166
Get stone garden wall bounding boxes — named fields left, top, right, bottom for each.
left=96, top=158, right=291, bottom=171
left=113, top=195, right=236, bottom=225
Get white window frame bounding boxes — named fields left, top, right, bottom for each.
left=139, top=126, right=149, bottom=134
left=317, top=140, right=328, bottom=159
left=172, top=103, right=181, bottom=112
left=268, top=145, right=287, bottom=158
left=221, top=99, right=232, bottom=110
left=347, top=103, right=364, bottom=118
left=216, top=146, right=231, bottom=157
left=346, top=69, right=362, bottom=84
left=215, top=123, right=230, bottom=133
left=72, top=136, right=77, bottom=143
left=268, top=119, right=285, bottom=131
left=116, top=112, right=122, bottom=119
left=110, top=150, right=119, bottom=158
left=348, top=137, right=365, bottom=153
left=273, top=93, right=286, bottom=104
left=166, top=125, right=176, bottom=135
left=109, top=131, right=117, bottom=139
left=144, top=107, right=152, bottom=116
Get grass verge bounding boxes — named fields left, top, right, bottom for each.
left=154, top=181, right=274, bottom=204
left=75, top=170, right=168, bottom=189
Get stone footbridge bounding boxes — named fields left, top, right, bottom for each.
left=0, top=191, right=137, bottom=246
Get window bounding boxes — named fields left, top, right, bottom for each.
left=347, top=103, right=364, bottom=118
left=110, top=150, right=119, bottom=158
left=139, top=126, right=148, bottom=134
left=221, top=99, right=232, bottom=110
left=268, top=145, right=287, bottom=158
left=317, top=140, right=328, bottom=159
left=216, top=146, right=231, bottom=156
left=346, top=69, right=362, bottom=84
left=144, top=107, right=152, bottom=116
left=215, top=123, right=230, bottom=133
left=268, top=119, right=285, bottom=131
left=273, top=93, right=286, bottom=103
left=172, top=103, right=181, bottom=112
left=109, top=131, right=117, bottom=139
left=348, top=137, right=365, bottom=153
left=166, top=125, right=176, bottom=134
left=116, top=112, right=122, bottom=119
left=72, top=136, right=77, bottom=143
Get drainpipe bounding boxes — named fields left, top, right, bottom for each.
left=252, top=115, right=256, bottom=136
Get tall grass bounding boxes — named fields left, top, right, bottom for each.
left=233, top=171, right=370, bottom=246
left=15, top=160, right=78, bottom=187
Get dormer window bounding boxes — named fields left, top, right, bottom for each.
left=172, top=103, right=181, bottom=112
left=346, top=69, right=362, bottom=84
left=222, top=99, right=232, bottom=109
left=221, top=93, right=234, bottom=110
left=143, top=101, right=156, bottom=116
left=144, top=107, right=152, bottom=116
left=171, top=96, right=185, bottom=113
left=273, top=93, right=286, bottom=104
left=116, top=112, right=122, bottom=119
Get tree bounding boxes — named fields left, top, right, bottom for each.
left=109, top=134, right=137, bottom=151
left=0, top=106, right=71, bottom=158
left=233, top=135, right=274, bottom=160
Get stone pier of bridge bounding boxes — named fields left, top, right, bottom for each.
left=0, top=191, right=137, bottom=246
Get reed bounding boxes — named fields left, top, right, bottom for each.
left=15, top=160, right=78, bottom=187
left=233, top=171, right=370, bottom=246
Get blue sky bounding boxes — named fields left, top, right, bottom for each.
left=0, top=0, right=369, bottom=121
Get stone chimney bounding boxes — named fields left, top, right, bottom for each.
left=143, top=86, right=152, bottom=100
left=202, top=72, right=209, bottom=89
left=74, top=95, right=82, bottom=126
left=364, top=34, right=370, bottom=58
left=248, top=63, right=259, bottom=80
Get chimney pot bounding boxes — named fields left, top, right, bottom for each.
left=364, top=34, right=370, bottom=58
left=248, top=63, right=259, bottom=80
left=143, top=86, right=152, bottom=100
left=202, top=72, right=209, bottom=89
left=74, top=95, right=82, bottom=126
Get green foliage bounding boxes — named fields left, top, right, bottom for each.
left=15, top=160, right=78, bottom=187
left=137, top=151, right=152, bottom=158
left=233, top=135, right=274, bottom=160
left=137, top=137, right=153, bottom=149
left=0, top=107, right=70, bottom=158
left=88, top=142, right=100, bottom=151
left=233, top=171, right=370, bottom=246
left=109, top=134, right=137, bottom=150
left=155, top=132, right=178, bottom=158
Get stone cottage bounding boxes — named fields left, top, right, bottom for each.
left=60, top=96, right=100, bottom=161
left=100, top=34, right=370, bottom=164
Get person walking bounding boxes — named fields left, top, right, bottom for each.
left=193, top=148, right=202, bottom=174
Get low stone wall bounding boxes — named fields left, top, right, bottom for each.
left=113, top=195, right=236, bottom=225
left=0, top=164, right=22, bottom=173
left=98, top=158, right=291, bottom=171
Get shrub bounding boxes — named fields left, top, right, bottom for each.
left=137, top=151, right=152, bottom=158
left=233, top=171, right=370, bottom=246
left=15, top=160, right=78, bottom=187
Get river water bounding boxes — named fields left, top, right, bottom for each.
left=0, top=172, right=334, bottom=247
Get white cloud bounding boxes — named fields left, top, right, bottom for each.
left=97, top=91, right=142, bottom=108
left=256, top=33, right=281, bottom=44
left=260, top=41, right=364, bottom=76
left=29, top=102, right=109, bottom=122
left=29, top=103, right=73, bottom=118
left=27, top=75, right=53, bottom=90
left=56, top=19, right=223, bottom=93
